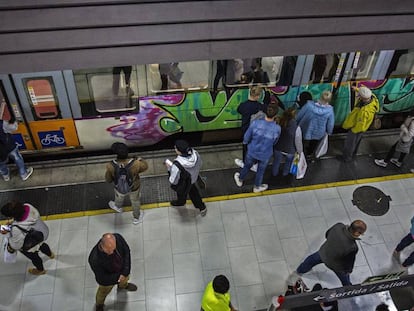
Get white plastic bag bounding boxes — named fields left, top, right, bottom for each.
left=2, top=236, right=17, bottom=264
left=296, top=152, right=308, bottom=179
left=315, top=134, right=328, bottom=159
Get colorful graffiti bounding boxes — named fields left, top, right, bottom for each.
left=107, top=78, right=414, bottom=145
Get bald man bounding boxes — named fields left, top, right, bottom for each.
left=88, top=233, right=137, bottom=311
left=288, top=220, right=367, bottom=286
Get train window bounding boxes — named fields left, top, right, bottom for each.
left=89, top=66, right=138, bottom=113
left=225, top=56, right=297, bottom=87
left=388, top=50, right=414, bottom=77
left=147, top=61, right=209, bottom=93
left=0, top=83, right=11, bottom=121
left=349, top=51, right=378, bottom=81
left=309, top=54, right=341, bottom=83
left=23, top=78, right=61, bottom=120
left=225, top=58, right=270, bottom=86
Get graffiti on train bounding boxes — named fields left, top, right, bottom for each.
left=106, top=78, right=414, bottom=141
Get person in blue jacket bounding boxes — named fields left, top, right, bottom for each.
left=296, top=90, right=334, bottom=157
left=234, top=104, right=280, bottom=193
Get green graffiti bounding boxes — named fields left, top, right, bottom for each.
left=156, top=78, right=414, bottom=133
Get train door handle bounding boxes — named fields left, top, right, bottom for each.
left=23, top=134, right=31, bottom=141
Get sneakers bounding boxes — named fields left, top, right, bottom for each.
left=374, top=159, right=388, bottom=168
left=132, top=211, right=144, bottom=225
left=28, top=268, right=46, bottom=275
left=49, top=252, right=55, bottom=259
left=2, top=174, right=10, bottom=182
left=21, top=167, right=33, bottom=181
left=108, top=201, right=123, bottom=213
left=235, top=158, right=244, bottom=168
left=286, top=270, right=302, bottom=287
left=119, top=282, right=138, bottom=291
left=234, top=159, right=257, bottom=172
left=253, top=184, right=268, bottom=193
left=390, top=158, right=402, bottom=167
left=234, top=172, right=243, bottom=187
left=200, top=207, right=207, bottom=217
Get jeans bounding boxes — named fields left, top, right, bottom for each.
left=240, top=153, right=269, bottom=187
left=396, top=233, right=414, bottom=266
left=297, top=251, right=352, bottom=286
left=272, top=150, right=294, bottom=176
left=20, top=243, right=52, bottom=271
left=0, top=146, right=27, bottom=177
left=114, top=188, right=141, bottom=219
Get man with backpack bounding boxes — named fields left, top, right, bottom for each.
left=166, top=139, right=207, bottom=216
left=105, top=142, right=148, bottom=225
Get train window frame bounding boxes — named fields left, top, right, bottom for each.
left=146, top=61, right=210, bottom=94
left=388, top=49, right=414, bottom=78
left=22, top=77, right=62, bottom=120
left=85, top=69, right=139, bottom=114
left=0, top=82, right=12, bottom=121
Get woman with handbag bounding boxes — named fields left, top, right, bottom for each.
left=0, top=200, right=54, bottom=275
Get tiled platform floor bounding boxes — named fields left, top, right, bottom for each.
left=1, top=178, right=413, bottom=311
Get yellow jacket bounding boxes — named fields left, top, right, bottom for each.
left=342, top=94, right=379, bottom=133
left=201, top=282, right=231, bottom=311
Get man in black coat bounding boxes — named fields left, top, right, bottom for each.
left=288, top=220, right=367, bottom=286
left=88, top=233, right=137, bottom=311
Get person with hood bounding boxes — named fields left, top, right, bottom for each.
left=166, top=139, right=207, bottom=216
left=88, top=233, right=137, bottom=311
left=287, top=220, right=367, bottom=286
left=0, top=200, right=53, bottom=275
left=234, top=104, right=281, bottom=193
left=341, top=85, right=380, bottom=162
left=393, top=215, right=414, bottom=269
left=296, top=90, right=334, bottom=157
left=375, top=110, right=414, bottom=168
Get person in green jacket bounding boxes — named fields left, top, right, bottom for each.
left=201, top=275, right=238, bottom=311
left=340, top=85, right=379, bottom=162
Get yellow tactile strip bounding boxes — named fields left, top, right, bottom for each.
left=1, top=173, right=413, bottom=223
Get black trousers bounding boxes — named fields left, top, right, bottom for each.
left=20, top=242, right=52, bottom=271
left=176, top=183, right=206, bottom=210
left=112, top=66, right=132, bottom=95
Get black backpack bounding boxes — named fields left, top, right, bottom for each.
left=112, top=159, right=135, bottom=194
left=170, top=161, right=192, bottom=194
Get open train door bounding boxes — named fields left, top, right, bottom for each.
left=11, top=71, right=80, bottom=151
left=0, top=74, right=35, bottom=150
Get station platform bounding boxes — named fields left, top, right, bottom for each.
left=0, top=134, right=414, bottom=311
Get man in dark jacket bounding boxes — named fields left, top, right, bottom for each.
left=287, top=220, right=367, bottom=286
left=0, top=118, right=33, bottom=181
left=88, top=233, right=137, bottom=311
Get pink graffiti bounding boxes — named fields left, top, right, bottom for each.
left=357, top=80, right=386, bottom=90
left=106, top=106, right=166, bottom=145
left=268, top=86, right=289, bottom=94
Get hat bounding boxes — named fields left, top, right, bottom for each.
left=175, top=139, right=190, bottom=155
left=358, top=86, right=372, bottom=99
left=111, top=142, right=128, bottom=159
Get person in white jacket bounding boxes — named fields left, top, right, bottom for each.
left=0, top=200, right=53, bottom=275
left=374, top=111, right=414, bottom=168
